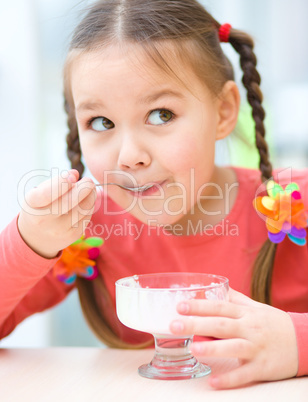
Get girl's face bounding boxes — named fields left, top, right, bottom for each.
left=70, top=44, right=233, bottom=227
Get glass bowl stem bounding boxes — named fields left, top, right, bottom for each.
left=138, top=335, right=211, bottom=380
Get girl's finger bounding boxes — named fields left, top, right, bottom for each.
left=177, top=299, right=243, bottom=319
left=56, top=177, right=96, bottom=215
left=52, top=209, right=95, bottom=249
left=209, top=363, right=256, bottom=389
left=69, top=190, right=97, bottom=228
left=191, top=338, right=254, bottom=360
left=228, top=288, right=258, bottom=307
left=170, top=316, right=242, bottom=339
left=25, top=170, right=78, bottom=208
left=68, top=212, right=94, bottom=240
left=69, top=169, right=80, bottom=181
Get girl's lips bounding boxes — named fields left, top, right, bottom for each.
left=129, top=180, right=167, bottom=197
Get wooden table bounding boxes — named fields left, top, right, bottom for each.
left=0, top=347, right=307, bottom=401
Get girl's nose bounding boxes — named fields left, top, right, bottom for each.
left=117, top=133, right=151, bottom=170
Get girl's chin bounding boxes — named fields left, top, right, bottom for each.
left=109, top=196, right=188, bottom=227
left=132, top=212, right=186, bottom=228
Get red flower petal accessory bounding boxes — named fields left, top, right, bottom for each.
left=53, top=236, right=104, bottom=285
left=218, top=23, right=232, bottom=43
left=253, top=180, right=308, bottom=246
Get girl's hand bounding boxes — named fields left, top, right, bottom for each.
left=170, top=288, right=298, bottom=389
left=18, top=169, right=97, bottom=259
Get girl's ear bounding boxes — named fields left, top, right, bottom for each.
left=215, top=81, right=240, bottom=140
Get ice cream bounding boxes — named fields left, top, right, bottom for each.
left=116, top=274, right=228, bottom=336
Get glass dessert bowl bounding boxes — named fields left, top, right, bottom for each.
left=116, top=272, right=229, bottom=380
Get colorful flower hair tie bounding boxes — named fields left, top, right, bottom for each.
left=253, top=180, right=308, bottom=246
left=53, top=236, right=104, bottom=285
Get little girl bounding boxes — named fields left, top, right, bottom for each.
left=1, top=0, right=308, bottom=389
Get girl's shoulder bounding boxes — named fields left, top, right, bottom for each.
left=233, top=166, right=308, bottom=195
left=230, top=166, right=308, bottom=217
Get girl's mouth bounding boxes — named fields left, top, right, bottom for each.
left=128, top=180, right=167, bottom=197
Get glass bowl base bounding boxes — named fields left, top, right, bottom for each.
left=138, top=360, right=211, bottom=380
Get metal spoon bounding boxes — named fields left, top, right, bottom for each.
left=95, top=183, right=154, bottom=192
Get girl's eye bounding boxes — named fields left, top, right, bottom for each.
left=147, top=109, right=173, bottom=125
left=90, top=117, right=114, bottom=131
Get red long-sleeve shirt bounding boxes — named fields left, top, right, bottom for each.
left=0, top=167, right=308, bottom=375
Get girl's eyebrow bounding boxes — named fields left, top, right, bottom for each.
left=76, top=90, right=185, bottom=113
left=76, top=101, right=104, bottom=113
left=139, top=90, right=185, bottom=104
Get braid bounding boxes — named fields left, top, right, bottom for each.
left=228, top=30, right=272, bottom=182
left=64, top=98, right=85, bottom=178
left=227, top=29, right=277, bottom=304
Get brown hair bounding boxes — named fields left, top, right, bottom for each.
left=63, top=0, right=275, bottom=347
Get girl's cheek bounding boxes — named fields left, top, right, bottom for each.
left=89, top=163, right=110, bottom=182
left=80, top=140, right=111, bottom=170
left=83, top=152, right=112, bottom=182
left=168, top=144, right=203, bottom=173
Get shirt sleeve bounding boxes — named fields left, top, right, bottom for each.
left=0, top=216, right=74, bottom=340
left=288, top=312, right=308, bottom=377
